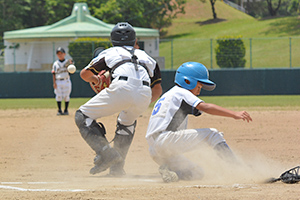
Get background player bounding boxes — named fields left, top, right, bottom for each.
left=51, top=47, right=73, bottom=115
left=146, top=62, right=252, bottom=183
left=75, top=22, right=162, bottom=176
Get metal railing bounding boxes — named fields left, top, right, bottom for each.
left=223, top=0, right=246, bottom=13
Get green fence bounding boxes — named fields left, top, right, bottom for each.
left=1, top=68, right=299, bottom=98
left=0, top=42, right=4, bottom=72
left=160, top=37, right=300, bottom=70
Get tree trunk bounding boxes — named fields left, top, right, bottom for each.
left=210, top=0, right=217, bottom=19
left=266, top=0, right=282, bottom=16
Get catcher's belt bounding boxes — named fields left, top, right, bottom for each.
left=118, top=76, right=150, bottom=87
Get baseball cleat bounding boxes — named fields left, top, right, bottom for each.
left=159, top=165, right=179, bottom=183
left=109, top=164, right=126, bottom=177
left=57, top=110, right=63, bottom=115
left=63, top=110, right=69, bottom=115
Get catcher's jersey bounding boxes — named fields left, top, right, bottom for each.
left=85, top=46, right=159, bottom=86
left=52, top=59, right=71, bottom=79
left=146, top=85, right=203, bottom=138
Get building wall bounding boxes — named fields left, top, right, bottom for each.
left=4, top=37, right=160, bottom=72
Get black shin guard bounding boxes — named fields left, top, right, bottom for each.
left=75, top=110, right=110, bottom=154
left=109, top=121, right=136, bottom=176
left=75, top=110, right=123, bottom=174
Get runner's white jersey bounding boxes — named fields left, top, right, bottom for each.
left=146, top=85, right=203, bottom=138
left=85, top=46, right=156, bottom=82
left=52, top=59, right=70, bottom=79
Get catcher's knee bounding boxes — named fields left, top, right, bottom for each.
left=75, top=110, right=110, bottom=154
left=75, top=110, right=107, bottom=139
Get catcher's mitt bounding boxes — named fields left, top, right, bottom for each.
left=90, top=70, right=111, bottom=94
left=266, top=166, right=300, bottom=184
left=64, top=59, right=73, bottom=68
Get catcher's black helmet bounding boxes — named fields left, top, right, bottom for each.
left=110, top=22, right=136, bottom=47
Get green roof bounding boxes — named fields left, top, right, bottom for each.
left=4, top=3, right=159, bottom=40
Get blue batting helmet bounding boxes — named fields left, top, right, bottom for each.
left=175, top=62, right=216, bottom=91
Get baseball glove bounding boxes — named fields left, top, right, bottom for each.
left=90, top=70, right=111, bottom=94
left=64, top=59, right=73, bottom=68
left=265, top=166, right=300, bottom=184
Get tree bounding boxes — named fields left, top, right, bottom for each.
left=91, top=0, right=187, bottom=32
left=266, top=0, right=282, bottom=16
left=0, top=0, right=76, bottom=38
left=45, top=0, right=77, bottom=25
left=198, top=0, right=217, bottom=19
left=209, top=0, right=217, bottom=19
left=0, top=0, right=30, bottom=37
left=1, top=0, right=186, bottom=38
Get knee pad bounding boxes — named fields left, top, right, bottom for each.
left=75, top=110, right=109, bottom=154
left=75, top=110, right=106, bottom=138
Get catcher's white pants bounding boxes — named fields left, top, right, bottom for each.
left=54, top=78, right=71, bottom=102
left=147, top=128, right=226, bottom=172
left=79, top=77, right=151, bottom=126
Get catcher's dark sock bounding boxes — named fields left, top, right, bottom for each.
left=64, top=101, right=69, bottom=112
left=57, top=101, right=62, bottom=112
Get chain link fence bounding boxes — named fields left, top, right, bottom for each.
left=160, top=37, right=300, bottom=70
left=2, top=37, right=300, bottom=72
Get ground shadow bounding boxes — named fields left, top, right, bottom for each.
left=259, top=16, right=300, bottom=36
left=161, top=33, right=192, bottom=40
left=196, top=18, right=227, bottom=26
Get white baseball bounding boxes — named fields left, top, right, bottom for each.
left=67, top=64, right=76, bottom=74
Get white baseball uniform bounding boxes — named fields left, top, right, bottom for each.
left=146, top=85, right=226, bottom=172
left=52, top=59, right=72, bottom=102
left=79, top=46, right=158, bottom=126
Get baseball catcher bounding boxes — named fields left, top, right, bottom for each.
left=75, top=22, right=162, bottom=176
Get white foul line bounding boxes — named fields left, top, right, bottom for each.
left=0, top=185, right=87, bottom=192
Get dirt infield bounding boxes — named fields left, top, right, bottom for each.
left=0, top=107, right=299, bottom=199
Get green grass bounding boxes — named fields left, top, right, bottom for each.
left=160, top=0, right=300, bottom=69
left=0, top=98, right=89, bottom=110
left=201, top=95, right=300, bottom=108
left=1, top=96, right=299, bottom=110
